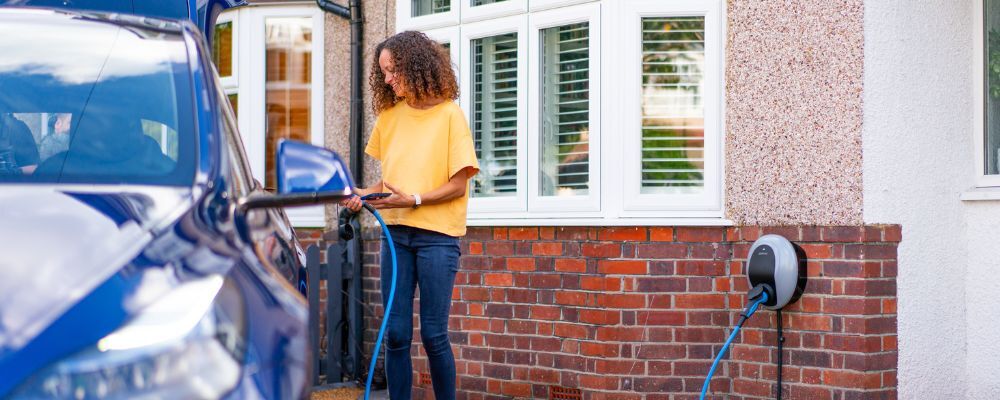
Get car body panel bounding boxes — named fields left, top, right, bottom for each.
left=0, top=9, right=310, bottom=399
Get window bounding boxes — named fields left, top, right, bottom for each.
left=979, top=0, right=1000, bottom=187
left=400, top=0, right=724, bottom=224
left=213, top=5, right=326, bottom=226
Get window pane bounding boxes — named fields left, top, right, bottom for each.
left=640, top=17, right=705, bottom=194
left=412, top=0, right=450, bottom=16
left=213, top=21, right=234, bottom=77
left=472, top=0, right=510, bottom=6
left=264, top=17, right=313, bottom=191
left=472, top=33, right=518, bottom=197
left=987, top=0, right=1000, bottom=175
left=227, top=93, right=238, bottom=118
left=540, top=22, right=589, bottom=196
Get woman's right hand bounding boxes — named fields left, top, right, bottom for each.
left=340, top=194, right=363, bottom=212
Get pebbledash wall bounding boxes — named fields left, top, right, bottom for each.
left=292, top=0, right=909, bottom=399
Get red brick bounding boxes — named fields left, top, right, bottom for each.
left=883, top=298, right=897, bottom=314
left=582, top=243, right=622, bottom=258
left=732, top=378, right=771, bottom=397
left=635, top=344, right=685, bottom=359
left=578, top=374, right=620, bottom=390
left=468, top=242, right=483, bottom=255
left=674, top=294, right=726, bottom=309
left=462, top=287, right=490, bottom=301
left=485, top=242, right=514, bottom=256
left=554, top=291, right=589, bottom=306
left=556, top=227, right=589, bottom=240
left=462, top=318, right=490, bottom=331
left=650, top=227, right=674, bottom=241
left=788, top=314, right=833, bottom=331
left=675, top=227, right=724, bottom=242
left=506, top=257, right=536, bottom=271
left=553, top=323, right=590, bottom=339
left=598, top=260, right=648, bottom=275
left=675, top=260, right=726, bottom=276
left=484, top=273, right=513, bottom=287
left=883, top=225, right=902, bottom=242
left=506, top=320, right=537, bottom=335
left=598, top=227, right=647, bottom=241
left=555, top=258, right=587, bottom=273
left=636, top=311, right=686, bottom=325
left=800, top=243, right=832, bottom=259
left=492, top=228, right=507, bottom=240
left=579, top=309, right=621, bottom=325
left=500, top=382, right=531, bottom=397
left=529, top=368, right=559, bottom=384
left=532, top=242, right=563, bottom=256
left=508, top=227, right=539, bottom=240
left=823, top=370, right=881, bottom=389
left=580, top=342, right=620, bottom=357
left=788, top=385, right=831, bottom=399
left=581, top=276, right=621, bottom=291
left=823, top=298, right=882, bottom=315
left=823, top=261, right=863, bottom=277
left=761, top=226, right=799, bottom=240
left=635, top=243, right=688, bottom=259
left=595, top=359, right=644, bottom=375
left=595, top=327, right=646, bottom=341
left=596, top=293, right=646, bottom=308
left=823, top=226, right=864, bottom=242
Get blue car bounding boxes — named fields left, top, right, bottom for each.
left=0, top=8, right=352, bottom=399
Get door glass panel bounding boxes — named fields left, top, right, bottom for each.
left=264, top=17, right=313, bottom=191
left=213, top=21, right=234, bottom=77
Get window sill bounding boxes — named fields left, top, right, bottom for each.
left=467, top=217, right=734, bottom=227
left=960, top=186, right=1000, bottom=201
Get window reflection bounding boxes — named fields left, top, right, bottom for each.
left=264, top=18, right=313, bottom=191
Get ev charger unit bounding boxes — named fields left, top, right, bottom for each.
left=746, top=234, right=800, bottom=310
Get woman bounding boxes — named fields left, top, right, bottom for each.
left=341, top=31, right=478, bottom=400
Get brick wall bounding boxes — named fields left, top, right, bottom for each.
left=356, top=226, right=899, bottom=400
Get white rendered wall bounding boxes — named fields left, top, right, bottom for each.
left=864, top=1, right=1000, bottom=398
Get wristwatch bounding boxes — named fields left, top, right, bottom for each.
left=412, top=193, right=422, bottom=209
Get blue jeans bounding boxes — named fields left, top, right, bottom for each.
left=380, top=225, right=460, bottom=400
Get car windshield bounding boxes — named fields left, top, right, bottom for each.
left=0, top=10, right=195, bottom=186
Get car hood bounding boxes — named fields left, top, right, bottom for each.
left=0, top=186, right=191, bottom=356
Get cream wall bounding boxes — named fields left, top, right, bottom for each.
left=864, top=0, right=1000, bottom=398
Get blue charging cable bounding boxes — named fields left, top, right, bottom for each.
left=699, top=290, right=769, bottom=400
left=360, top=203, right=397, bottom=400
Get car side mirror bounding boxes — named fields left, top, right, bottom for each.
left=238, top=140, right=354, bottom=211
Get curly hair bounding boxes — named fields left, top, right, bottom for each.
left=370, top=31, right=458, bottom=114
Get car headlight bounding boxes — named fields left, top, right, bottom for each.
left=12, top=275, right=247, bottom=400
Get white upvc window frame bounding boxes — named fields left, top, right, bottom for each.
left=461, top=14, right=529, bottom=215
left=219, top=5, right=327, bottom=227
left=397, top=0, right=460, bottom=31
left=529, top=0, right=597, bottom=13
left=527, top=2, right=601, bottom=214
left=461, top=0, right=528, bottom=24
left=617, top=0, right=724, bottom=218
left=974, top=0, right=1000, bottom=188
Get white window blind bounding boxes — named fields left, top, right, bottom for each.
left=539, top=21, right=589, bottom=196
left=412, top=0, right=450, bottom=17
left=640, top=17, right=706, bottom=194
left=472, top=32, right=519, bottom=197
left=472, top=0, right=510, bottom=6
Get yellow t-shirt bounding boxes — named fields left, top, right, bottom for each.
left=364, top=100, right=479, bottom=237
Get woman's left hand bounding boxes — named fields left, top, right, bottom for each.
left=366, top=182, right=416, bottom=209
